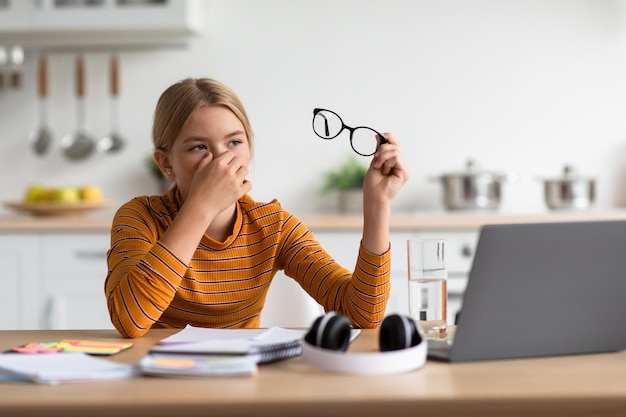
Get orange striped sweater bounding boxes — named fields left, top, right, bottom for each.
left=105, top=186, right=391, bottom=338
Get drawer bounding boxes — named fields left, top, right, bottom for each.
left=41, top=233, right=110, bottom=277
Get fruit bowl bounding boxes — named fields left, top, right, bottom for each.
left=3, top=200, right=113, bottom=217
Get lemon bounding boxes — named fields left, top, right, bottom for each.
left=54, top=187, right=81, bottom=203
left=80, top=184, right=103, bottom=202
left=24, top=184, right=46, bottom=202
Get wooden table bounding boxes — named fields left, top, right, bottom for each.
left=1, top=328, right=626, bottom=417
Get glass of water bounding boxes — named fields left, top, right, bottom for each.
left=407, top=239, right=447, bottom=339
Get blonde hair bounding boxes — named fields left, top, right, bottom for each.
left=152, top=78, right=254, bottom=154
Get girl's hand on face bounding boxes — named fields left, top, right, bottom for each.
left=187, top=150, right=252, bottom=216
left=362, top=133, right=410, bottom=206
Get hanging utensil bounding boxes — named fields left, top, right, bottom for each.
left=97, top=54, right=124, bottom=153
left=28, top=55, right=52, bottom=156
left=61, top=55, right=95, bottom=160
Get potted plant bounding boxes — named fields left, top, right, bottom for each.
left=145, top=155, right=172, bottom=194
left=321, top=157, right=368, bottom=213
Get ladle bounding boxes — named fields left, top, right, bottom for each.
left=60, top=55, right=95, bottom=160
left=97, top=55, right=124, bottom=153
left=28, top=55, right=52, bottom=156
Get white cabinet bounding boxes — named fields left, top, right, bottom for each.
left=0, top=0, right=204, bottom=48
left=40, top=233, right=112, bottom=330
left=0, top=226, right=478, bottom=330
left=0, top=234, right=38, bottom=329
left=0, top=231, right=112, bottom=330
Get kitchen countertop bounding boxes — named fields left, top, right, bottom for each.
left=1, top=209, right=626, bottom=232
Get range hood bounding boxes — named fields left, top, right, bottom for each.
left=0, top=0, right=204, bottom=50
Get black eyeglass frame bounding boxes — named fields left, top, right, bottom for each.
left=312, top=108, right=388, bottom=156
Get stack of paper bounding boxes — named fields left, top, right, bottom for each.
left=151, top=326, right=307, bottom=363
left=0, top=352, right=136, bottom=385
left=139, top=354, right=258, bottom=377
left=138, top=326, right=310, bottom=377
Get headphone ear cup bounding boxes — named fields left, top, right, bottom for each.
left=379, top=314, right=422, bottom=352
left=304, top=316, right=324, bottom=346
left=304, top=313, right=352, bottom=351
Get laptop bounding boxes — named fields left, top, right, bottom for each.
left=428, top=220, right=626, bottom=362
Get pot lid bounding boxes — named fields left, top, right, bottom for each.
left=543, top=165, right=595, bottom=182
left=439, top=159, right=504, bottom=177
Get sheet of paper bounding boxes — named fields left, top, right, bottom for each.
left=0, top=352, right=136, bottom=385
left=159, top=326, right=267, bottom=345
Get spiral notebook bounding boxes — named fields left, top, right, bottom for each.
left=149, top=326, right=307, bottom=364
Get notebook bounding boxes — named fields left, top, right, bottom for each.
left=428, top=220, right=626, bottom=362
left=150, top=326, right=308, bottom=363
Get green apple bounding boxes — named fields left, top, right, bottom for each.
left=24, top=184, right=46, bottom=202
left=53, top=187, right=81, bottom=203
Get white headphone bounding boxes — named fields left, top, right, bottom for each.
left=301, top=312, right=427, bottom=375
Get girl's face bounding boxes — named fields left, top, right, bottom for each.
left=156, top=105, right=251, bottom=199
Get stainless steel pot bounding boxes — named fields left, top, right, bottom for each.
left=543, top=165, right=595, bottom=210
left=433, top=160, right=507, bottom=211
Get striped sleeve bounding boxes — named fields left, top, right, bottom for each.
left=278, top=216, right=391, bottom=328
left=104, top=199, right=188, bottom=338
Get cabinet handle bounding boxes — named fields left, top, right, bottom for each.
left=44, top=295, right=68, bottom=330
left=74, top=250, right=108, bottom=259
left=461, top=244, right=473, bottom=258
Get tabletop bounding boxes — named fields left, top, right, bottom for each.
left=1, top=328, right=626, bottom=417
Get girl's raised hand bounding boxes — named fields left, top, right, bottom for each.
left=363, top=134, right=409, bottom=206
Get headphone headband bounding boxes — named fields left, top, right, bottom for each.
left=301, top=339, right=426, bottom=375
left=301, top=312, right=427, bottom=375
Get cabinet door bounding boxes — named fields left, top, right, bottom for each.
left=0, top=0, right=204, bottom=47
left=41, top=233, right=113, bottom=330
left=0, top=234, right=38, bottom=330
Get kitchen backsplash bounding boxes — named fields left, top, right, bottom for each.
left=1, top=0, right=625, bottom=216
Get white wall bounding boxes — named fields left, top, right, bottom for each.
left=1, top=0, right=626, bottom=217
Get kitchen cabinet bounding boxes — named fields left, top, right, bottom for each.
left=0, top=0, right=204, bottom=48
left=40, top=233, right=112, bottom=330
left=0, top=234, right=39, bottom=330
left=3, top=210, right=625, bottom=329
left=0, top=227, right=477, bottom=330
left=0, top=231, right=112, bottom=330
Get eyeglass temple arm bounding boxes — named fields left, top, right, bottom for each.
left=317, top=111, right=330, bottom=136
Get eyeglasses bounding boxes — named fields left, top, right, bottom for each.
left=312, top=108, right=387, bottom=156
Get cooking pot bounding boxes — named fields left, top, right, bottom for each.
left=542, top=165, right=595, bottom=210
left=432, top=160, right=507, bottom=211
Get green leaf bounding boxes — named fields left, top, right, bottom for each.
left=321, top=157, right=368, bottom=193
left=145, top=155, right=164, bottom=179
